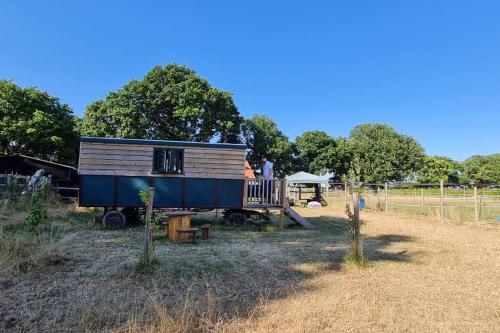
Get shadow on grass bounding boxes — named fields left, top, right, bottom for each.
left=0, top=208, right=419, bottom=332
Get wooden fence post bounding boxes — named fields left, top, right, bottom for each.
left=384, top=182, right=389, bottom=212
left=144, top=187, right=155, bottom=264
left=440, top=180, right=444, bottom=221
left=377, top=186, right=380, bottom=207
left=421, top=188, right=424, bottom=214
left=474, top=187, right=479, bottom=222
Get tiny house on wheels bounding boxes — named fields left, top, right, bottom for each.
left=77, top=136, right=307, bottom=228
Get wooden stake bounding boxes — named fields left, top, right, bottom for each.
left=280, top=210, right=285, bottom=227
left=384, top=182, right=389, bottom=212
left=474, top=187, right=479, bottom=222
left=344, top=181, right=348, bottom=206
left=352, top=192, right=362, bottom=259
left=421, top=188, right=424, bottom=214
left=440, top=180, right=444, bottom=221
left=377, top=186, right=380, bottom=207
left=144, top=187, right=155, bottom=264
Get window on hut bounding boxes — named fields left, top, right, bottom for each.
left=152, top=148, right=184, bottom=174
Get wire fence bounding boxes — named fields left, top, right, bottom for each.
left=327, top=182, right=500, bottom=223
left=289, top=182, right=500, bottom=223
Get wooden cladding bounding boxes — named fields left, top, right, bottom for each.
left=78, top=142, right=245, bottom=179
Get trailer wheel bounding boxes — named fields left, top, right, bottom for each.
left=228, top=212, right=247, bottom=226
left=121, top=207, right=140, bottom=225
left=102, top=210, right=126, bottom=229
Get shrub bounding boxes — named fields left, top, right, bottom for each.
left=25, top=194, right=48, bottom=230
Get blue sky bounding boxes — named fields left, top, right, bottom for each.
left=1, top=1, right=499, bottom=161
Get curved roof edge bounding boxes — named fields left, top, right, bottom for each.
left=80, top=136, right=247, bottom=150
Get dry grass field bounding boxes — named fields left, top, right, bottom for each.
left=1, top=202, right=499, bottom=332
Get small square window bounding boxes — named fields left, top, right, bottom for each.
left=153, top=148, right=184, bottom=174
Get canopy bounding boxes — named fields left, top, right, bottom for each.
left=286, top=171, right=330, bottom=186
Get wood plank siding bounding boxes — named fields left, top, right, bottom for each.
left=78, top=142, right=246, bottom=179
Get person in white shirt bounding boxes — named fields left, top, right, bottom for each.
left=261, top=156, right=274, bottom=180
left=261, top=156, right=274, bottom=203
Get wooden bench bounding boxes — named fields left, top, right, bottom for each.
left=176, top=228, right=199, bottom=244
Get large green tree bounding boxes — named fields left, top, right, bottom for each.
left=0, top=80, right=79, bottom=165
left=81, top=64, right=242, bottom=143
left=348, top=124, right=425, bottom=183
left=462, top=154, right=500, bottom=184
left=418, top=156, right=461, bottom=183
left=295, top=131, right=335, bottom=173
left=295, top=131, right=352, bottom=179
left=242, top=115, right=296, bottom=177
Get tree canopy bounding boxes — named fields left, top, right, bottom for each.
left=81, top=64, right=242, bottom=143
left=462, top=154, right=500, bottom=184
left=242, top=115, right=296, bottom=177
left=348, top=124, right=425, bottom=183
left=2, top=67, right=498, bottom=184
left=295, top=131, right=352, bottom=179
left=418, top=156, right=461, bottom=183
left=0, top=80, right=79, bottom=165
left=295, top=131, right=335, bottom=173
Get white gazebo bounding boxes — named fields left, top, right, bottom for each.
left=286, top=171, right=332, bottom=204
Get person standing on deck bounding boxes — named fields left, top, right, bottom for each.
left=261, top=156, right=273, bottom=203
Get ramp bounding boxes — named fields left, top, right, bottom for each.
left=284, top=207, right=315, bottom=229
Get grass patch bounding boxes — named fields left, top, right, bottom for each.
left=343, top=253, right=367, bottom=267
left=0, top=227, right=72, bottom=273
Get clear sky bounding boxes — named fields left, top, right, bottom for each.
left=1, top=1, right=499, bottom=161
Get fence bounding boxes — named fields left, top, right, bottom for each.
left=0, top=174, right=78, bottom=201
left=0, top=174, right=31, bottom=200
left=328, top=181, right=500, bottom=223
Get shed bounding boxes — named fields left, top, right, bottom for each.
left=0, top=154, right=78, bottom=187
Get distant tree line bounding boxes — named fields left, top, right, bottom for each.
left=1, top=64, right=499, bottom=184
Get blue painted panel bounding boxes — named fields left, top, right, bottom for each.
left=117, top=176, right=149, bottom=206
left=151, top=177, right=183, bottom=207
left=185, top=178, right=216, bottom=208
left=80, top=175, right=115, bottom=206
left=217, top=179, right=244, bottom=208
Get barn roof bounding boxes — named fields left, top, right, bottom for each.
left=81, top=136, right=247, bottom=150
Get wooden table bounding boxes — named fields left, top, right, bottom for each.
left=164, top=211, right=197, bottom=241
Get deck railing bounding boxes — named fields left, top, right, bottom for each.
left=244, top=178, right=286, bottom=208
